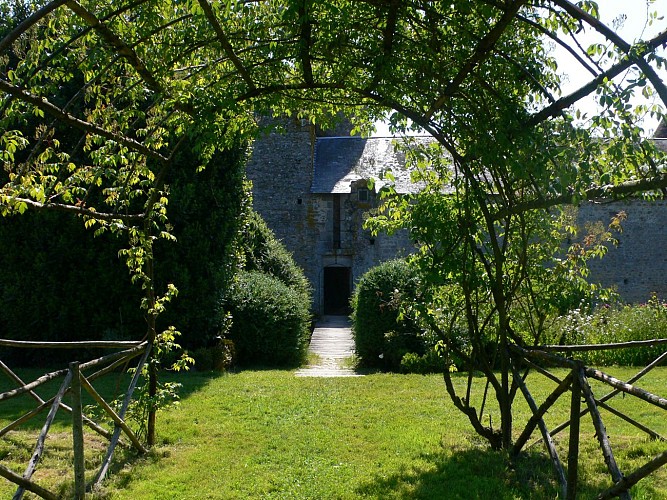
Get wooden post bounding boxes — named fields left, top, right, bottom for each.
left=566, top=366, right=581, bottom=500
left=14, top=370, right=72, bottom=500
left=579, top=370, right=630, bottom=500
left=145, top=243, right=157, bottom=448
left=70, top=362, right=86, bottom=500
left=94, top=344, right=151, bottom=488
left=510, top=363, right=567, bottom=497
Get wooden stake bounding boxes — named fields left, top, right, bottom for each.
left=596, top=400, right=666, bottom=442
left=512, top=371, right=572, bottom=454
left=566, top=366, right=582, bottom=500
left=79, top=373, right=147, bottom=453
left=13, top=370, right=72, bottom=500
left=598, top=450, right=667, bottom=499
left=94, top=344, right=151, bottom=488
left=578, top=370, right=630, bottom=500
left=70, top=362, right=86, bottom=500
left=585, top=367, right=667, bottom=410
left=540, top=350, right=667, bottom=444
left=0, top=463, right=57, bottom=500
left=511, top=363, right=567, bottom=497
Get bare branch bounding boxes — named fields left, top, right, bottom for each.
left=553, top=0, right=667, bottom=109
left=491, top=172, right=667, bottom=221
left=529, top=26, right=667, bottom=126
left=425, top=0, right=529, bottom=120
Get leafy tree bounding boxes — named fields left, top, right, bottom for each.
left=1, top=0, right=666, bottom=454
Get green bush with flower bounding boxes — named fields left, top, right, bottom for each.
left=548, top=294, right=667, bottom=366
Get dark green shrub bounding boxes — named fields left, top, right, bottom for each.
left=351, top=259, right=422, bottom=371
left=548, top=295, right=667, bottom=366
left=191, top=340, right=236, bottom=372
left=225, top=271, right=311, bottom=367
left=0, top=141, right=248, bottom=364
left=237, top=210, right=311, bottom=302
left=154, top=142, right=248, bottom=349
left=0, top=211, right=144, bottom=365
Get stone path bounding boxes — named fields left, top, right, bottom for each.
left=295, top=315, right=363, bottom=377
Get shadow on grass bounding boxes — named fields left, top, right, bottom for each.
left=0, top=365, right=220, bottom=432
left=354, top=446, right=604, bottom=499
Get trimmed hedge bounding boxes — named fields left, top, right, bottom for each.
left=0, top=141, right=247, bottom=364
left=237, top=210, right=311, bottom=302
left=351, top=259, right=422, bottom=371
left=225, top=271, right=311, bottom=367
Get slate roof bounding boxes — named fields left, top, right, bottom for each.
left=311, top=136, right=433, bottom=194
left=654, top=120, right=667, bottom=152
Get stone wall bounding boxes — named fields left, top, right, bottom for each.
left=248, top=121, right=667, bottom=311
left=577, top=200, right=667, bottom=303
left=246, top=121, right=415, bottom=314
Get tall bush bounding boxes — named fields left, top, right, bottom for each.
left=224, top=270, right=311, bottom=366
left=351, top=259, right=423, bottom=370
left=236, top=210, right=311, bottom=302
left=0, top=141, right=248, bottom=362
left=154, top=142, right=248, bottom=349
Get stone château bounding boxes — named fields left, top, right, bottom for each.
left=247, top=118, right=667, bottom=314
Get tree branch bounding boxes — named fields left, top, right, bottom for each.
left=425, top=0, right=529, bottom=120
left=0, top=0, right=68, bottom=53
left=197, top=0, right=257, bottom=91
left=65, top=0, right=164, bottom=95
left=553, top=0, right=667, bottom=109
left=298, top=0, right=314, bottom=85
left=528, top=27, right=667, bottom=126
left=0, top=79, right=168, bottom=163
left=1, top=197, right=144, bottom=223
left=491, top=172, right=667, bottom=221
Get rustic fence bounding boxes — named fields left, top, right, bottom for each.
left=0, top=339, right=150, bottom=499
left=509, top=339, right=667, bottom=499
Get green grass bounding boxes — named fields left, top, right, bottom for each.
left=0, top=368, right=665, bottom=499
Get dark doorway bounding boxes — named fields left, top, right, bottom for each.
left=323, top=266, right=351, bottom=315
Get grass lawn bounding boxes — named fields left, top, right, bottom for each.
left=0, top=367, right=665, bottom=499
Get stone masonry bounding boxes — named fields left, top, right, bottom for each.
left=247, top=120, right=667, bottom=313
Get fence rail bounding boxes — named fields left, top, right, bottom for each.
left=510, top=341, right=667, bottom=499
left=0, top=339, right=150, bottom=499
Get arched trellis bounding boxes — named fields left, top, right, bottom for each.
left=1, top=0, right=667, bottom=496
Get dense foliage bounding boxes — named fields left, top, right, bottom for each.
left=0, top=142, right=248, bottom=363
left=0, top=211, right=142, bottom=363
left=548, top=295, right=667, bottom=366
left=224, top=270, right=311, bottom=367
left=1, top=0, right=666, bottom=453
left=153, top=142, right=248, bottom=350
left=236, top=209, right=311, bottom=303
left=221, top=209, right=311, bottom=367
left=351, top=259, right=424, bottom=371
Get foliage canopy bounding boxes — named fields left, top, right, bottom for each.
left=1, top=0, right=666, bottom=454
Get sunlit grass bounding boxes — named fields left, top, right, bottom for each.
left=0, top=368, right=665, bottom=499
